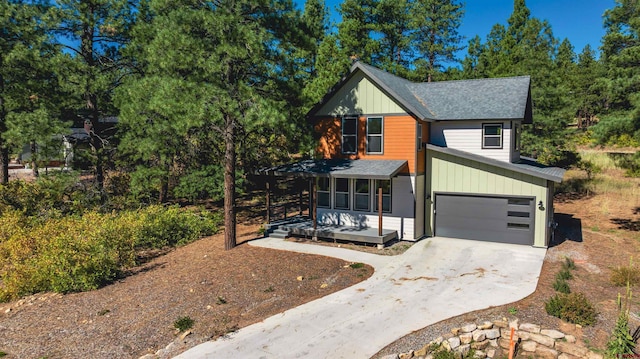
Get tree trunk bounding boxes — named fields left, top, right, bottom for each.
left=0, top=146, right=8, bottom=184
left=224, top=112, right=237, bottom=250
left=81, top=5, right=104, bottom=192
left=30, top=141, right=39, bottom=177
left=0, top=70, right=8, bottom=184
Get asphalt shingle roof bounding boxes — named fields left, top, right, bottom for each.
left=352, top=62, right=532, bottom=122
left=256, top=159, right=408, bottom=180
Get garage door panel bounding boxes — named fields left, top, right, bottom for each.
left=435, top=194, right=534, bottom=245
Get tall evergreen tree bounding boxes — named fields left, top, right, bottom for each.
left=410, top=0, right=464, bottom=82
left=372, top=0, right=412, bottom=74
left=53, top=0, right=137, bottom=190
left=337, top=0, right=378, bottom=64
left=118, top=0, right=304, bottom=250
left=0, top=1, right=65, bottom=182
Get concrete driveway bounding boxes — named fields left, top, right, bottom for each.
left=175, top=236, right=546, bottom=359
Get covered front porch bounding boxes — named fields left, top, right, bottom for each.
left=264, top=215, right=398, bottom=246
left=256, top=159, right=409, bottom=247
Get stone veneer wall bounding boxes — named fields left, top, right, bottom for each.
left=384, top=319, right=603, bottom=359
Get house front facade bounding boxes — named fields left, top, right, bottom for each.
left=261, top=62, right=564, bottom=248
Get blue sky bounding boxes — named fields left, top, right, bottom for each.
left=294, top=0, right=617, bottom=58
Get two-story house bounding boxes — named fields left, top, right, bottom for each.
left=260, top=62, right=565, bottom=248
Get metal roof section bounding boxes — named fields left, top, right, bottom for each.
left=257, top=159, right=408, bottom=180
left=426, top=144, right=566, bottom=183
left=308, top=61, right=533, bottom=123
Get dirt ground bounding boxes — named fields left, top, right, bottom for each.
left=1, top=164, right=639, bottom=358
left=0, top=224, right=373, bottom=359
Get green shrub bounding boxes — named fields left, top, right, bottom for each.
left=0, top=206, right=221, bottom=302
left=610, top=264, right=640, bottom=287
left=557, top=267, right=573, bottom=280
left=553, top=277, right=571, bottom=294
left=174, top=316, right=195, bottom=332
left=606, top=290, right=636, bottom=357
left=349, top=263, right=365, bottom=269
left=545, top=292, right=597, bottom=326
left=563, top=257, right=576, bottom=271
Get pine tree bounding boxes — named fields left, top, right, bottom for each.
left=410, top=0, right=464, bottom=82
left=0, top=1, right=65, bottom=182
left=118, top=0, right=304, bottom=250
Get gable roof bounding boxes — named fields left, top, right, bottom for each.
left=309, top=62, right=533, bottom=123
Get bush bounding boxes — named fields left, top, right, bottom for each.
left=557, top=267, right=573, bottom=280
left=545, top=292, right=597, bottom=326
left=553, top=277, right=571, bottom=294
left=0, top=206, right=221, bottom=302
left=606, top=290, right=636, bottom=357
left=174, top=316, right=195, bottom=332
left=610, top=264, right=640, bottom=287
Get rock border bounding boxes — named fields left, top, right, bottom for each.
left=382, top=319, right=603, bottom=359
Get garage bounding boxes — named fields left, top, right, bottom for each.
left=434, top=193, right=535, bottom=245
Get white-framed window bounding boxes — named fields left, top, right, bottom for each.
left=417, top=123, right=423, bottom=151
left=366, top=117, right=383, bottom=154
left=513, top=123, right=521, bottom=151
left=316, top=177, right=330, bottom=208
left=482, top=123, right=503, bottom=149
left=375, top=179, right=392, bottom=213
left=334, top=178, right=350, bottom=209
left=354, top=179, right=370, bottom=211
left=342, top=117, right=357, bottom=154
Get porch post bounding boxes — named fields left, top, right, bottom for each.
left=266, top=180, right=271, bottom=224
left=312, top=178, right=317, bottom=231
left=378, top=186, right=383, bottom=236
left=299, top=184, right=303, bottom=216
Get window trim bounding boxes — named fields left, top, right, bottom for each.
left=375, top=179, right=392, bottom=213
left=353, top=179, right=371, bottom=212
left=334, top=178, right=350, bottom=210
left=316, top=177, right=331, bottom=208
left=482, top=123, right=503, bottom=149
left=513, top=122, right=521, bottom=151
left=417, top=123, right=423, bottom=152
left=341, top=116, right=358, bottom=155
left=366, top=117, right=383, bottom=154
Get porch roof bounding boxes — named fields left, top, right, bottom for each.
left=257, top=159, right=408, bottom=180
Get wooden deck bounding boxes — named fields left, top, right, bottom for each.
left=266, top=216, right=398, bottom=245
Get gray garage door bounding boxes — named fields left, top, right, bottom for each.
left=434, top=194, right=534, bottom=245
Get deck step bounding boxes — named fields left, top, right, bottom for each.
left=267, top=228, right=290, bottom=239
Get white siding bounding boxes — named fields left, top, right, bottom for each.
left=316, top=72, right=407, bottom=116
left=316, top=175, right=416, bottom=240
left=430, top=120, right=512, bottom=163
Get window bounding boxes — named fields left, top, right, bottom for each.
left=354, top=179, right=370, bottom=211
left=342, top=117, right=357, bottom=154
left=375, top=179, right=392, bottom=213
left=417, top=123, right=423, bottom=151
left=334, top=178, right=350, bottom=209
left=513, top=123, right=521, bottom=151
left=366, top=117, right=383, bottom=154
left=482, top=123, right=503, bottom=149
left=317, top=177, right=330, bottom=208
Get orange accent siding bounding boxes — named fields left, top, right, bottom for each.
left=314, top=115, right=419, bottom=174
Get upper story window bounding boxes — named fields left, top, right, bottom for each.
left=366, top=117, right=383, bottom=154
left=482, top=123, right=503, bottom=149
left=317, top=177, right=330, bottom=208
left=513, top=123, right=521, bottom=151
left=417, top=123, right=423, bottom=151
left=342, top=117, right=357, bottom=154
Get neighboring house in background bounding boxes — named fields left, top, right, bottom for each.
left=260, top=62, right=565, bottom=248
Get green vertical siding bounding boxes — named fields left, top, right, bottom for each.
left=427, top=151, right=550, bottom=247
left=316, top=72, right=406, bottom=116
